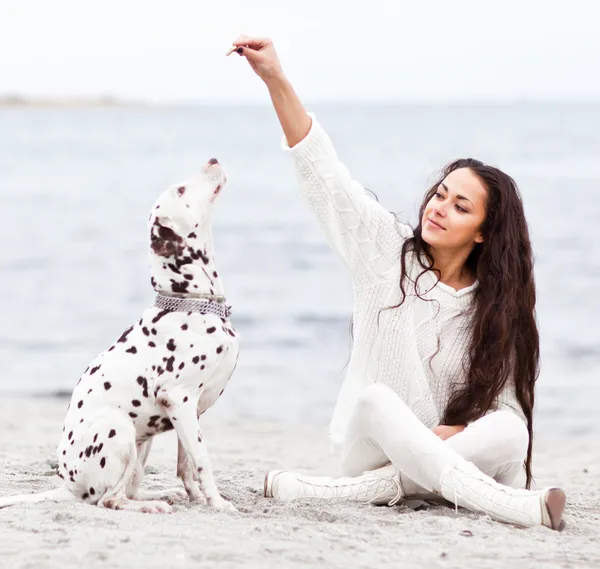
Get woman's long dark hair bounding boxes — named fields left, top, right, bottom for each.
left=379, top=158, right=539, bottom=488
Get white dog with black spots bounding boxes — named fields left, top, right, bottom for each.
left=0, top=158, right=240, bottom=514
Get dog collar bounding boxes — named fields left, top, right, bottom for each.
left=154, top=293, right=232, bottom=319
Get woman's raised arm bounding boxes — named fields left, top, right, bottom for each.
left=228, top=36, right=411, bottom=280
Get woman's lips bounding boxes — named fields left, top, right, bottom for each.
left=427, top=218, right=445, bottom=230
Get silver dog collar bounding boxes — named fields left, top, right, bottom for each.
left=154, top=293, right=232, bottom=319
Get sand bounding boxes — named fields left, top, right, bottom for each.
left=0, top=397, right=598, bottom=569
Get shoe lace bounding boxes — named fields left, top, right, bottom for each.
left=368, top=471, right=404, bottom=507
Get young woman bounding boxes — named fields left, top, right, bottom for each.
left=227, top=36, right=566, bottom=529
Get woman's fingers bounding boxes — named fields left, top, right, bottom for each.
left=232, top=35, right=271, bottom=50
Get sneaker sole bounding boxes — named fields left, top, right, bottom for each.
left=543, top=488, right=566, bottom=530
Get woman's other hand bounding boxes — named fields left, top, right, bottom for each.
left=226, top=35, right=285, bottom=85
left=432, top=424, right=466, bottom=440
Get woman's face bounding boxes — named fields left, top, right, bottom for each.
left=421, top=167, right=487, bottom=251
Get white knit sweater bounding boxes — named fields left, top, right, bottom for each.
left=283, top=114, right=525, bottom=449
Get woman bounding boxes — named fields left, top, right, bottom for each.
left=227, top=36, right=565, bottom=529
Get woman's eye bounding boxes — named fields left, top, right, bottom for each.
left=434, top=192, right=443, bottom=198
left=456, top=205, right=467, bottom=213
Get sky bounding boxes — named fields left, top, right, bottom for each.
left=1, top=0, right=599, bottom=103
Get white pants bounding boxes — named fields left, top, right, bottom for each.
left=340, top=385, right=529, bottom=495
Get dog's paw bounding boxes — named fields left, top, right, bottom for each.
left=139, top=501, right=173, bottom=514
left=208, top=497, right=238, bottom=513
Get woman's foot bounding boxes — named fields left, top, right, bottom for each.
left=264, top=464, right=404, bottom=506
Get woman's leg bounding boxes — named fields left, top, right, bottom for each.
left=339, top=384, right=563, bottom=528
left=341, top=406, right=528, bottom=496
left=265, top=388, right=526, bottom=506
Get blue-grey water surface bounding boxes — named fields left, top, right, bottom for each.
left=1, top=103, right=598, bottom=435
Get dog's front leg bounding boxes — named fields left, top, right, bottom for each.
left=177, top=439, right=204, bottom=503
left=158, top=387, right=236, bottom=512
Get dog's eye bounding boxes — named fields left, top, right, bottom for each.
left=177, top=186, right=186, bottom=197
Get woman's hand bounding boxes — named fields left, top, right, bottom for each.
left=226, top=35, right=285, bottom=86
left=432, top=424, right=466, bottom=440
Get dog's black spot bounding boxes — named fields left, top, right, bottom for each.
left=126, top=346, right=137, bottom=354
left=183, top=274, right=193, bottom=280
left=167, top=339, right=176, bottom=351
left=62, top=450, right=66, bottom=456
left=181, top=324, right=188, bottom=331
left=219, top=389, right=224, bottom=397
left=197, top=467, right=203, bottom=473
left=216, top=346, right=223, bottom=354
left=142, top=327, right=150, bottom=336
left=183, top=396, right=188, bottom=403
left=89, top=487, right=95, bottom=495
left=108, top=429, right=116, bottom=438
left=104, top=382, right=112, bottom=390
left=78, top=400, right=83, bottom=409
left=198, top=435, right=202, bottom=443
left=82, top=492, right=89, bottom=500
left=117, top=326, right=134, bottom=343
left=200, top=365, right=205, bottom=370
left=178, top=361, right=185, bottom=370
left=90, top=365, right=101, bottom=375
left=137, top=376, right=149, bottom=397
left=177, top=185, right=186, bottom=196
left=192, top=356, right=200, bottom=364
left=85, top=446, right=92, bottom=458
left=166, top=356, right=175, bottom=372
left=171, top=280, right=189, bottom=294
left=168, top=263, right=181, bottom=274
left=108, top=345, right=115, bottom=352
left=79, top=452, right=83, bottom=458
left=197, top=250, right=210, bottom=265
left=201, top=355, right=206, bottom=361
left=97, top=443, right=103, bottom=453
left=151, top=328, right=157, bottom=335
left=161, top=418, right=174, bottom=431
left=151, top=277, right=157, bottom=288
left=68, top=431, right=73, bottom=440
left=175, top=256, right=193, bottom=268
left=100, top=457, right=106, bottom=468
left=87, top=388, right=92, bottom=394
left=129, top=412, right=137, bottom=418
left=151, top=310, right=170, bottom=324
left=207, top=327, right=216, bottom=334
left=187, top=232, right=197, bottom=239
left=132, top=400, right=141, bottom=407
left=93, top=434, right=98, bottom=443
left=148, top=341, right=156, bottom=348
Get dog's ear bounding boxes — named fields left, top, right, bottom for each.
left=150, top=216, right=185, bottom=258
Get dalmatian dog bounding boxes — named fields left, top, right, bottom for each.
left=0, top=158, right=240, bottom=514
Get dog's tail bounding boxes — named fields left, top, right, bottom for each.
left=0, top=486, right=76, bottom=508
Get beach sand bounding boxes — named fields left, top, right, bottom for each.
left=0, top=397, right=598, bottom=569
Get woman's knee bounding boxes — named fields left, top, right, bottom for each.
left=482, top=410, right=529, bottom=464
left=355, top=384, right=408, bottom=418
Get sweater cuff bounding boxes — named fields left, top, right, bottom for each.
left=281, top=113, right=338, bottom=163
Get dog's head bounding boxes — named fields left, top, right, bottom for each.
left=149, top=158, right=226, bottom=259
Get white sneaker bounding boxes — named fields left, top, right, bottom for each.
left=439, top=460, right=566, bottom=529
left=264, top=464, right=404, bottom=506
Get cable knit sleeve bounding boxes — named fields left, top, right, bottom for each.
left=283, top=113, right=412, bottom=281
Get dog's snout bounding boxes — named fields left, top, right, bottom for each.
left=207, top=158, right=219, bottom=166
